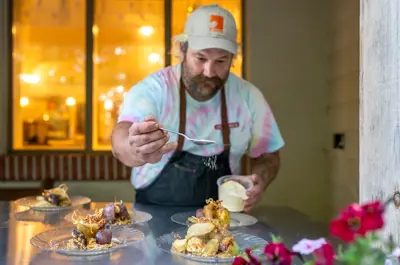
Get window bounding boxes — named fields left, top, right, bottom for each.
left=92, top=0, right=165, bottom=150
left=11, top=0, right=243, bottom=151
left=12, top=0, right=86, bottom=150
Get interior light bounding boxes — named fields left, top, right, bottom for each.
left=114, top=47, right=124, bottom=55
left=20, top=74, right=40, bottom=84
left=60, top=76, right=67, bottom=83
left=104, top=99, right=113, bottom=110
left=99, top=94, right=107, bottom=101
left=66, top=97, right=76, bottom=106
left=20, top=97, right=29, bottom=107
left=92, top=25, right=99, bottom=35
left=188, top=6, right=193, bottom=12
left=115, top=85, right=124, bottom=93
left=148, top=53, right=161, bottom=63
left=139, top=26, right=154, bottom=36
left=43, top=114, right=50, bottom=121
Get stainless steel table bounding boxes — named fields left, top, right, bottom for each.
left=0, top=201, right=328, bottom=265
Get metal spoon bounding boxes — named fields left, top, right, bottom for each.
left=161, top=128, right=229, bottom=146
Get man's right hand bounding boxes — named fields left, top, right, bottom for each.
left=128, top=116, right=178, bottom=164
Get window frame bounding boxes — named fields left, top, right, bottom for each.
left=7, top=0, right=245, bottom=154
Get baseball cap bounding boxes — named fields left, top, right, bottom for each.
left=175, top=4, right=238, bottom=55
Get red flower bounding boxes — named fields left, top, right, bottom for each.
left=329, top=203, right=367, bottom=242
left=264, top=243, right=293, bottom=265
left=313, top=243, right=335, bottom=265
left=361, top=201, right=384, bottom=231
left=245, top=248, right=262, bottom=265
left=233, top=256, right=250, bottom=265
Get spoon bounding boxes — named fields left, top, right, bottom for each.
left=161, top=128, right=229, bottom=146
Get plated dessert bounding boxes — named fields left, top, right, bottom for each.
left=15, top=183, right=91, bottom=211
left=34, top=184, right=72, bottom=208
left=70, top=201, right=134, bottom=226
left=188, top=199, right=230, bottom=227
left=65, top=200, right=152, bottom=225
left=171, top=220, right=240, bottom=258
left=30, top=221, right=144, bottom=256
left=171, top=198, right=258, bottom=228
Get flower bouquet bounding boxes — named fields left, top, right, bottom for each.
left=233, top=195, right=400, bottom=265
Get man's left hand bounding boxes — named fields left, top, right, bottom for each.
left=243, top=174, right=266, bottom=213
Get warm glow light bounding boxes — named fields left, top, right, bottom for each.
left=115, top=85, right=124, bottom=93
left=99, top=94, right=107, bottom=101
left=148, top=53, right=161, bottom=63
left=60, top=76, right=67, bottom=83
left=66, top=97, right=76, bottom=106
left=114, top=47, right=124, bottom=55
left=48, top=69, right=55, bottom=76
left=188, top=6, right=193, bottom=12
left=139, top=26, right=154, bottom=36
left=117, top=73, right=126, bottom=80
left=20, top=97, right=29, bottom=107
left=92, top=25, right=99, bottom=35
left=104, top=99, right=113, bottom=110
left=43, top=114, right=49, bottom=121
left=20, top=74, right=40, bottom=84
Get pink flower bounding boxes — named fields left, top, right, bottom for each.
left=291, top=238, right=327, bottom=255
left=264, top=243, right=293, bottom=265
left=313, top=243, right=335, bottom=265
left=392, top=247, right=400, bottom=259
left=232, top=256, right=250, bottom=265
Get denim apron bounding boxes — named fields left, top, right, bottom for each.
left=135, top=80, right=232, bottom=206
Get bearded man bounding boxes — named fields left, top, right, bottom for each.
left=111, top=4, right=284, bottom=213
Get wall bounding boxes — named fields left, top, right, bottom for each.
left=244, top=0, right=331, bottom=222
left=0, top=0, right=337, bottom=222
left=328, top=0, right=360, bottom=213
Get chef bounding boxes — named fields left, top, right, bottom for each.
left=111, top=4, right=284, bottom=213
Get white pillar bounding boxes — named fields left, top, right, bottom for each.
left=360, top=0, right=400, bottom=242
left=0, top=0, right=10, bottom=155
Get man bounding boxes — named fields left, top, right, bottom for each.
left=111, top=4, right=284, bottom=213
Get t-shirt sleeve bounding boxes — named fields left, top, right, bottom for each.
left=246, top=85, right=285, bottom=157
left=118, top=78, right=160, bottom=124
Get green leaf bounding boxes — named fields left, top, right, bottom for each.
left=302, top=261, right=314, bottom=265
left=270, top=233, right=282, bottom=243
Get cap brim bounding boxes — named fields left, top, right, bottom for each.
left=188, top=36, right=237, bottom=55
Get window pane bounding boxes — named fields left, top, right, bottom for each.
left=172, top=0, right=243, bottom=77
left=12, top=0, right=86, bottom=150
left=93, top=0, right=165, bottom=150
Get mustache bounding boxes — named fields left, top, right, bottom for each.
left=191, top=75, right=224, bottom=86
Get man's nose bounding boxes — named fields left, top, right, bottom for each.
left=203, top=62, right=217, bottom=78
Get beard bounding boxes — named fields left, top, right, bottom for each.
left=181, top=61, right=228, bottom=101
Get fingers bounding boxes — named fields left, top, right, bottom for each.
left=141, top=142, right=178, bottom=164
left=143, top=115, right=156, bottom=122
left=131, top=130, right=167, bottom=147
left=129, top=119, right=159, bottom=135
left=136, top=134, right=170, bottom=155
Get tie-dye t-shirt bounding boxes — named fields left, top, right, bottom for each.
left=118, top=63, right=284, bottom=189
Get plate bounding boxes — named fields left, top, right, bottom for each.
left=30, top=225, right=144, bottom=256
left=64, top=209, right=152, bottom=225
left=156, top=227, right=267, bottom=263
left=15, top=196, right=91, bottom=212
left=171, top=211, right=258, bottom=227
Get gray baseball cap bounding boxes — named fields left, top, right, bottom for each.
left=174, top=4, right=238, bottom=55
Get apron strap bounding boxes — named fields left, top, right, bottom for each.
left=177, top=80, right=187, bottom=151
left=220, top=87, right=231, bottom=151
left=177, top=80, right=230, bottom=151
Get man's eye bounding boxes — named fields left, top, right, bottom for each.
left=197, top=57, right=206, bottom=62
